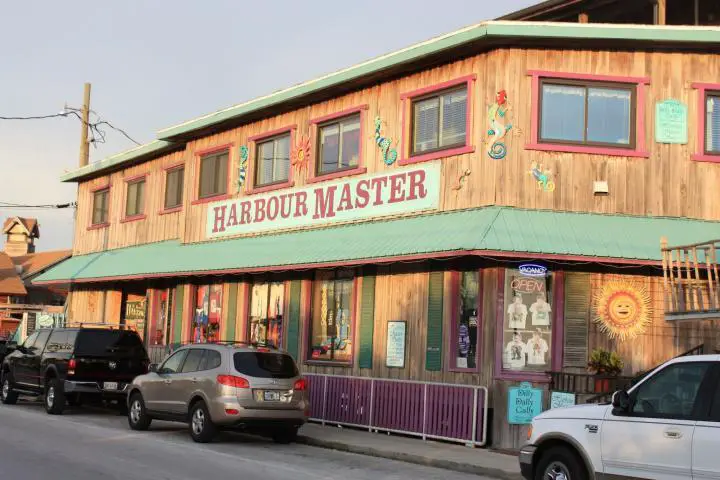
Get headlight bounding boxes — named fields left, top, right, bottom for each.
left=527, top=425, right=533, bottom=440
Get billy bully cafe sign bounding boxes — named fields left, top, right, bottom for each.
left=207, top=163, right=441, bottom=238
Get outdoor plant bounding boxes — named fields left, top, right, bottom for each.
left=587, top=349, right=624, bottom=376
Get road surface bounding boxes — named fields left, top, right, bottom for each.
left=0, top=401, right=489, bottom=480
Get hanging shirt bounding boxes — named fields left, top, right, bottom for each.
left=505, top=339, right=527, bottom=369
left=458, top=324, right=470, bottom=357
left=507, top=302, right=528, bottom=329
left=525, top=336, right=549, bottom=365
left=530, top=300, right=552, bottom=326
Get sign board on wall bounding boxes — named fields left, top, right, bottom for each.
left=508, top=382, right=543, bottom=424
left=207, top=163, right=441, bottom=238
left=550, top=391, right=576, bottom=409
left=386, top=320, right=406, bottom=368
left=655, top=100, right=688, bottom=144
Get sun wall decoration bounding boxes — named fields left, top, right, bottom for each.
left=593, top=279, right=652, bottom=341
left=291, top=135, right=311, bottom=174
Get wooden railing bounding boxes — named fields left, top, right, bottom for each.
left=661, top=237, right=720, bottom=318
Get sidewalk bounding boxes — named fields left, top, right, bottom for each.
left=297, top=423, right=522, bottom=479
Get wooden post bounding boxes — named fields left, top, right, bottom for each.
left=704, top=245, right=717, bottom=311
left=578, top=12, right=589, bottom=23
left=79, top=82, right=91, bottom=167
left=657, top=0, right=667, bottom=25
left=691, top=247, right=703, bottom=310
left=661, top=237, right=673, bottom=312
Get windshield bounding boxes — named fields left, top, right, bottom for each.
left=233, top=352, right=298, bottom=379
left=74, top=330, right=146, bottom=358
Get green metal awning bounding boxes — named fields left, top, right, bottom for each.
left=33, top=207, right=720, bottom=284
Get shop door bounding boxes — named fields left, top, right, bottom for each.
left=121, top=287, right=148, bottom=343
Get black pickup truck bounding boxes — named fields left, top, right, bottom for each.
left=0, top=327, right=150, bottom=415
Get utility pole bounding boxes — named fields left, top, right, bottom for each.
left=79, top=82, right=91, bottom=167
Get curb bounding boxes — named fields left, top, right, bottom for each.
left=297, top=435, right=523, bottom=480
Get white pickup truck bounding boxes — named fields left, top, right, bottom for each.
left=519, top=355, right=720, bottom=480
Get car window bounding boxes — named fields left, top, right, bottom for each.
left=23, top=332, right=39, bottom=350
left=631, top=362, right=711, bottom=419
left=181, top=349, right=204, bottom=373
left=75, top=330, right=145, bottom=357
left=29, top=330, right=51, bottom=353
left=206, top=350, right=222, bottom=370
left=46, top=331, right=77, bottom=354
left=159, top=350, right=188, bottom=374
left=233, top=352, right=299, bottom=379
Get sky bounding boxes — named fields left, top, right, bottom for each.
left=0, top=0, right=537, bottom=252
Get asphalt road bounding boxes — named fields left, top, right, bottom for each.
left=0, top=401, right=489, bottom=480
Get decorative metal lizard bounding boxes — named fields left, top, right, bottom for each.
left=374, top=116, right=398, bottom=165
left=487, top=90, right=513, bottom=160
left=529, top=161, right=555, bottom=192
left=236, top=145, right=249, bottom=192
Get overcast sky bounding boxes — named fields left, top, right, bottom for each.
left=0, top=0, right=536, bottom=252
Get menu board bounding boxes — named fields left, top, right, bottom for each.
left=386, top=321, right=406, bottom=368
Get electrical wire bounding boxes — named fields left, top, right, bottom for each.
left=0, top=201, right=76, bottom=209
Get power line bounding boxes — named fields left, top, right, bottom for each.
left=0, top=201, right=76, bottom=209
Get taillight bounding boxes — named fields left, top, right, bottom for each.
left=68, top=358, right=76, bottom=375
left=293, top=378, right=307, bottom=391
left=216, top=375, right=249, bottom=389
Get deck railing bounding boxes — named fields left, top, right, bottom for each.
left=661, top=237, right=720, bottom=319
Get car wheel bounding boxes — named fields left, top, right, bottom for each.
left=1, top=374, right=18, bottom=405
left=45, top=378, right=66, bottom=415
left=534, top=446, right=586, bottom=480
left=271, top=427, right=299, bottom=444
left=189, top=401, right=216, bottom=443
left=128, top=393, right=152, bottom=431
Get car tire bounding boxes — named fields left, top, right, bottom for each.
left=271, top=427, right=299, bottom=444
left=1, top=373, right=19, bottom=405
left=534, top=446, right=586, bottom=480
left=189, top=401, right=216, bottom=443
left=128, top=393, right=152, bottom=431
left=45, top=378, right=66, bottom=415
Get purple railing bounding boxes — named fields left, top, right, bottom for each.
left=305, top=374, right=488, bottom=447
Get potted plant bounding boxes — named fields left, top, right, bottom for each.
left=588, top=349, right=624, bottom=392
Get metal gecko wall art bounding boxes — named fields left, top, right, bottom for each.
left=528, top=161, right=555, bottom=192
left=236, top=145, right=249, bottom=192
left=374, top=116, right=398, bottom=165
left=487, top=90, right=513, bottom=160
left=452, top=169, right=471, bottom=191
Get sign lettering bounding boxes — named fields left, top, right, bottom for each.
left=519, top=264, right=547, bottom=277
left=206, top=163, right=441, bottom=238
left=508, top=382, right=543, bottom=424
left=510, top=277, right=545, bottom=293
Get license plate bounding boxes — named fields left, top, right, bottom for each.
left=103, top=382, right=118, bottom=391
left=263, top=391, right=281, bottom=402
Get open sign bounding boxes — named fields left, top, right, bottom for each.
left=519, top=264, right=547, bottom=277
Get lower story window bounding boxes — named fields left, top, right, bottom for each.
left=308, top=271, right=354, bottom=363
left=502, top=269, right=553, bottom=373
left=453, top=271, right=479, bottom=370
left=192, top=284, right=223, bottom=343
left=149, top=288, right=173, bottom=346
left=249, top=282, right=285, bottom=348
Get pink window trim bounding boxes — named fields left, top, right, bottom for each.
left=447, top=270, right=483, bottom=374
left=194, top=145, right=232, bottom=203
left=124, top=173, right=148, bottom=184
left=120, top=214, right=147, bottom=224
left=158, top=206, right=182, bottom=215
left=308, top=107, right=367, bottom=184
left=86, top=222, right=109, bottom=231
left=164, top=162, right=185, bottom=172
left=691, top=82, right=720, bottom=163
left=528, top=70, right=649, bottom=157
left=191, top=193, right=231, bottom=206
left=89, top=185, right=111, bottom=229
left=303, top=275, right=358, bottom=367
left=90, top=184, right=110, bottom=193
left=492, top=268, right=565, bottom=383
left=245, top=126, right=297, bottom=195
left=195, top=143, right=235, bottom=157
left=399, top=74, right=476, bottom=164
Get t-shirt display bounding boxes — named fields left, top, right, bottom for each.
left=525, top=329, right=549, bottom=365
left=529, top=295, right=552, bottom=326
left=505, top=333, right=527, bottom=369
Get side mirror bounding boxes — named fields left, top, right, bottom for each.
left=148, top=364, right=158, bottom=373
left=612, top=390, right=631, bottom=412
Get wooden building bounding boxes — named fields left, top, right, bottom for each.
left=34, top=20, right=720, bottom=449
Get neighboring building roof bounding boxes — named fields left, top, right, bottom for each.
left=3, top=217, right=39, bottom=237
left=0, top=252, right=27, bottom=295
left=60, top=21, right=720, bottom=183
left=12, top=250, right=72, bottom=281
left=31, top=206, right=720, bottom=285
left=497, top=0, right=589, bottom=20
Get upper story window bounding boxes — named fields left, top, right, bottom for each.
left=704, top=92, right=720, bottom=155
left=125, top=178, right=146, bottom=217
left=539, top=79, right=635, bottom=148
left=317, top=114, right=360, bottom=175
left=164, top=167, right=184, bottom=210
left=92, top=188, right=109, bottom=225
left=199, top=151, right=228, bottom=199
left=256, top=134, right=290, bottom=187
left=411, top=86, right=467, bottom=155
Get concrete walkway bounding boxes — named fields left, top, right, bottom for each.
left=298, top=423, right=522, bottom=480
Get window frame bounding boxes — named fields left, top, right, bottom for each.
left=448, top=270, right=483, bottom=373
left=691, top=82, right=720, bottom=163
left=527, top=70, right=650, bottom=158
left=188, top=283, right=225, bottom=344
left=537, top=78, right=637, bottom=150
left=89, top=184, right=110, bottom=229
left=246, top=126, right=296, bottom=194
left=247, top=280, right=287, bottom=348
left=304, top=270, right=358, bottom=366
left=399, top=75, right=476, bottom=166
left=308, top=105, right=368, bottom=183
left=161, top=163, right=185, bottom=213
left=192, top=144, right=232, bottom=205
left=180, top=348, right=206, bottom=373
left=410, top=86, right=469, bottom=156
left=493, top=268, right=565, bottom=382
left=122, top=174, right=147, bottom=222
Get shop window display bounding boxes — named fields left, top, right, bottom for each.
left=502, top=269, right=553, bottom=372
left=193, top=284, right=223, bottom=343
left=149, top=288, right=173, bottom=346
left=453, top=271, right=479, bottom=369
left=308, top=271, right=353, bottom=363
left=249, top=282, right=285, bottom=348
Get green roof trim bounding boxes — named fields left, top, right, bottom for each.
left=59, top=21, right=720, bottom=183
left=33, top=207, right=720, bottom=284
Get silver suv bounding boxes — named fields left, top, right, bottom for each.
left=126, top=343, right=308, bottom=443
